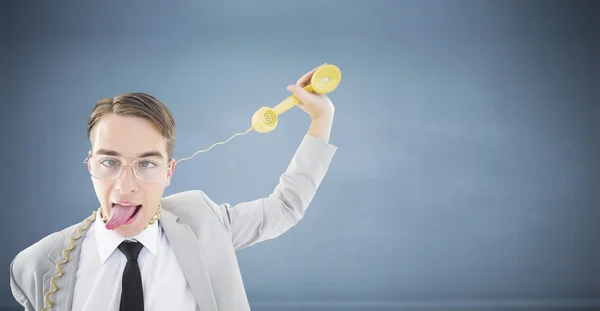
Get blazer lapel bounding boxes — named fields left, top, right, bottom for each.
left=44, top=212, right=96, bottom=311
left=159, top=209, right=218, bottom=311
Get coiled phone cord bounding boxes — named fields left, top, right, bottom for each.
left=40, top=64, right=342, bottom=310
left=175, top=126, right=253, bottom=165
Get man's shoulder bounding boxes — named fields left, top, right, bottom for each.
left=161, top=189, right=230, bottom=228
left=11, top=223, right=79, bottom=276
left=162, top=189, right=221, bottom=215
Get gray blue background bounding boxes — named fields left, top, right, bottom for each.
left=1, top=0, right=599, bottom=310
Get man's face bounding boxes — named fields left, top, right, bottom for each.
left=88, top=113, right=175, bottom=237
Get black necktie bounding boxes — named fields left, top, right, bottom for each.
left=118, top=241, right=144, bottom=311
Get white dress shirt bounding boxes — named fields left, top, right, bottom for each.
left=71, top=211, right=198, bottom=311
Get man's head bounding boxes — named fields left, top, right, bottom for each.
left=86, top=92, right=176, bottom=237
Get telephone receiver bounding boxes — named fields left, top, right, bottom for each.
left=250, top=64, right=342, bottom=133
left=175, top=64, right=341, bottom=165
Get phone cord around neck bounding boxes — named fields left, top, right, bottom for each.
left=175, top=126, right=253, bottom=165
left=41, top=128, right=253, bottom=310
left=41, top=205, right=162, bottom=311
left=41, top=210, right=96, bottom=311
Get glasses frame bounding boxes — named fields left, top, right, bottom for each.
left=83, top=152, right=170, bottom=183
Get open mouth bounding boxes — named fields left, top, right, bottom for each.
left=105, top=203, right=143, bottom=229
left=113, top=203, right=142, bottom=222
left=118, top=203, right=141, bottom=216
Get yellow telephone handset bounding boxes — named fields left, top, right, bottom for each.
left=251, top=64, right=342, bottom=133
left=175, top=64, right=341, bottom=165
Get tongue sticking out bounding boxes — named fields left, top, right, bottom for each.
left=105, top=204, right=138, bottom=230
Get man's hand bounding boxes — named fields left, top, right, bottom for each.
left=287, top=63, right=335, bottom=143
left=287, top=63, right=335, bottom=120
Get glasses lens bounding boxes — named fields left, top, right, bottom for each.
left=88, top=156, right=165, bottom=182
left=134, top=159, right=165, bottom=182
left=89, top=156, right=122, bottom=180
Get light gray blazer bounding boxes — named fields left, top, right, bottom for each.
left=10, top=135, right=337, bottom=311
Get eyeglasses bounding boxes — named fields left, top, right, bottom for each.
left=84, top=154, right=169, bottom=183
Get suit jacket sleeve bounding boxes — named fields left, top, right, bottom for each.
left=202, top=134, right=337, bottom=250
left=10, top=256, right=35, bottom=311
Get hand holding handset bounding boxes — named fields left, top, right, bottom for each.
left=175, top=64, right=341, bottom=165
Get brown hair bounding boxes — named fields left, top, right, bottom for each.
left=87, top=92, right=176, bottom=161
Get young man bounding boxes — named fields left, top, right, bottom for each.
left=9, top=64, right=338, bottom=311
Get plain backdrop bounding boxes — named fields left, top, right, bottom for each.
left=1, top=0, right=599, bottom=310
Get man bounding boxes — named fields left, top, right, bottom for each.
left=9, top=64, right=338, bottom=311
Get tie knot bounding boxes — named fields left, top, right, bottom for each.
left=118, top=241, right=143, bottom=261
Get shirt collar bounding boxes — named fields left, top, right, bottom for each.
left=94, top=210, right=160, bottom=265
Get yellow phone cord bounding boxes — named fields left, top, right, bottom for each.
left=41, top=211, right=96, bottom=311
left=41, top=63, right=342, bottom=309
left=175, top=126, right=253, bottom=165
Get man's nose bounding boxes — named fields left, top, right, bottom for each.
left=114, top=165, right=138, bottom=193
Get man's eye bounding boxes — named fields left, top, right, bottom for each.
left=100, top=159, right=119, bottom=166
left=139, top=161, right=157, bottom=168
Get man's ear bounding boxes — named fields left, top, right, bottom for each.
left=86, top=150, right=92, bottom=170
left=165, top=159, right=176, bottom=187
